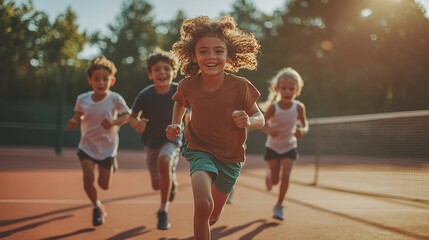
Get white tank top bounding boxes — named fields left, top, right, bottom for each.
left=265, top=100, right=298, bottom=154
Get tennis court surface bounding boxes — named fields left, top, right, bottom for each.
left=1, top=147, right=428, bottom=240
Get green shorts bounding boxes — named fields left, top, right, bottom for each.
left=183, top=146, right=242, bottom=194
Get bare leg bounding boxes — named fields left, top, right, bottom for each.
left=267, top=159, right=281, bottom=185
left=210, top=184, right=229, bottom=224
left=277, top=158, right=294, bottom=205
left=80, top=160, right=97, bottom=207
left=97, top=164, right=113, bottom=191
left=158, top=156, right=172, bottom=210
left=191, top=171, right=214, bottom=240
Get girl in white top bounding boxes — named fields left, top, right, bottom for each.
left=67, top=56, right=130, bottom=227
left=260, top=67, right=309, bottom=221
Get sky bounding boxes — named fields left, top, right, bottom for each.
left=15, top=0, right=429, bottom=58
left=22, top=0, right=287, bottom=34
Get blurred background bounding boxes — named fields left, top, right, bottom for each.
left=1, top=0, right=429, bottom=206
left=1, top=0, right=429, bottom=150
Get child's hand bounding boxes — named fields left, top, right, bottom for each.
left=294, top=128, right=305, bottom=138
left=134, top=118, right=149, bottom=133
left=232, top=110, right=250, bottom=128
left=165, top=124, right=181, bottom=141
left=101, top=119, right=113, bottom=129
left=67, top=118, right=79, bottom=130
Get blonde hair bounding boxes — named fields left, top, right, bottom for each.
left=260, top=67, right=304, bottom=111
left=172, top=15, right=260, bottom=77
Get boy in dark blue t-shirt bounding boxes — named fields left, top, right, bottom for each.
left=129, top=48, right=182, bottom=230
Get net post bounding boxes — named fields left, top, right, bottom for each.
left=312, top=124, right=320, bottom=186
left=55, top=61, right=68, bottom=155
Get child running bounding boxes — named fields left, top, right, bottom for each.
left=166, top=15, right=265, bottom=240
left=129, top=48, right=182, bottom=230
left=260, top=67, right=309, bottom=220
left=67, top=56, right=130, bottom=226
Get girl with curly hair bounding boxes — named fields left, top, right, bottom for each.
left=165, top=15, right=265, bottom=240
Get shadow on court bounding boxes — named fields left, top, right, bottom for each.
left=0, top=147, right=428, bottom=240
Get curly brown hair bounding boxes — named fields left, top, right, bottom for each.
left=86, top=56, right=117, bottom=77
left=172, top=15, right=260, bottom=77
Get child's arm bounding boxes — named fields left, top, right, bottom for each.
left=166, top=101, right=186, bottom=141
left=295, top=102, right=309, bottom=138
left=67, top=112, right=83, bottom=130
left=101, top=113, right=130, bottom=129
left=232, top=103, right=265, bottom=129
left=258, top=104, right=279, bottom=136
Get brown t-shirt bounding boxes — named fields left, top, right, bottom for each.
left=173, top=73, right=260, bottom=163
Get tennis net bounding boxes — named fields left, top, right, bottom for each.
left=295, top=110, right=429, bottom=203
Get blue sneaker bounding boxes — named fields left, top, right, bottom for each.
left=157, top=211, right=171, bottom=230
left=92, top=205, right=106, bottom=226
left=273, top=204, right=284, bottom=220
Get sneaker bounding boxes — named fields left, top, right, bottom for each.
left=157, top=210, right=171, bottom=230
left=226, top=194, right=233, bottom=204
left=92, top=205, right=106, bottom=226
left=273, top=204, right=284, bottom=220
left=265, top=169, right=272, bottom=191
left=169, top=181, right=177, bottom=202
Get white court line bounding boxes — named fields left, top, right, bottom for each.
left=0, top=199, right=194, bottom=204
left=0, top=199, right=272, bottom=204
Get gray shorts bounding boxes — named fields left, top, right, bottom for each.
left=146, top=142, right=180, bottom=180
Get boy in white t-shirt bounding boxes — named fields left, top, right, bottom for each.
left=67, top=56, right=130, bottom=226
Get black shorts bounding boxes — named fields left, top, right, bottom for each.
left=264, top=148, right=297, bottom=161
left=77, top=149, right=118, bottom=171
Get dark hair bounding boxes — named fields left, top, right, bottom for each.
left=146, top=47, right=179, bottom=74
left=86, top=56, right=117, bottom=77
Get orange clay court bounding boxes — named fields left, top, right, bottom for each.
left=0, top=147, right=428, bottom=240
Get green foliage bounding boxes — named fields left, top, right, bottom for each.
left=0, top=0, right=87, bottom=102
left=93, top=0, right=158, bottom=104
left=1, top=0, right=429, bottom=118
left=259, top=0, right=429, bottom=116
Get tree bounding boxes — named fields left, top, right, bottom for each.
left=259, top=0, right=429, bottom=116
left=157, top=10, right=186, bottom=52
left=0, top=0, right=48, bottom=99
left=227, top=0, right=282, bottom=41
left=0, top=0, right=86, bottom=101
left=225, top=0, right=284, bottom=97
left=95, top=0, right=159, bottom=104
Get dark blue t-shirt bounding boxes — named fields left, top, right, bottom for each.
left=131, top=83, right=182, bottom=148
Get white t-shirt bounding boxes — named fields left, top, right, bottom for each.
left=265, top=100, right=298, bottom=154
left=74, top=91, right=130, bottom=160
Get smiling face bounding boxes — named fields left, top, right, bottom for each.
left=87, top=68, right=115, bottom=98
left=192, top=36, right=228, bottom=76
left=148, top=60, right=176, bottom=91
left=276, top=77, right=299, bottom=103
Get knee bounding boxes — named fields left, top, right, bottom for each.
left=157, top=156, right=171, bottom=174
left=281, top=171, right=291, bottom=181
left=272, top=175, right=280, bottom=185
left=152, top=180, right=160, bottom=190
left=194, top=198, right=214, bottom=217
left=98, top=179, right=110, bottom=190
left=83, top=174, right=95, bottom=187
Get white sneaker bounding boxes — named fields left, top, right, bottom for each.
left=273, top=204, right=284, bottom=220
left=226, top=194, right=233, bottom=204
left=265, top=169, right=272, bottom=191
